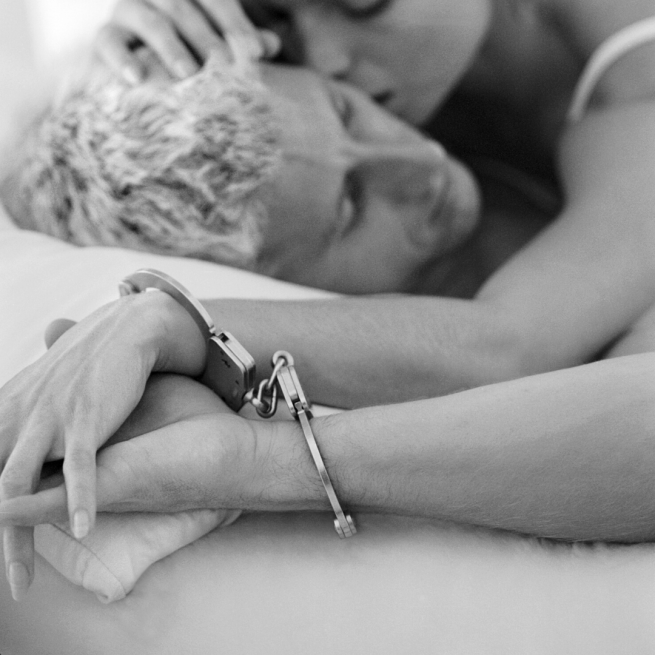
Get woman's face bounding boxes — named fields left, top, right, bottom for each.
left=244, top=0, right=492, bottom=125
left=256, top=64, right=480, bottom=294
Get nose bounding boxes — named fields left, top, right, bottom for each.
left=294, top=8, right=352, bottom=79
left=346, top=141, right=447, bottom=204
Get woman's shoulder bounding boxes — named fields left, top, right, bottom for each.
left=454, top=0, right=582, bottom=145
left=541, top=0, right=655, bottom=107
left=462, top=1, right=581, bottom=103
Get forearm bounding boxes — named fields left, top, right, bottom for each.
left=477, top=101, right=655, bottom=373
left=201, top=110, right=655, bottom=406
left=255, top=352, right=655, bottom=542
left=202, top=296, right=522, bottom=408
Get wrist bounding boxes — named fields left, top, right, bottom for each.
left=121, top=290, right=207, bottom=377
left=245, top=418, right=329, bottom=512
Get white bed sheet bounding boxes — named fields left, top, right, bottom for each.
left=2, top=4, right=655, bottom=652
left=1, top=212, right=655, bottom=654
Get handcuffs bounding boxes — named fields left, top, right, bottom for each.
left=119, top=269, right=356, bottom=539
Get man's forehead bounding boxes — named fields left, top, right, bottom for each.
left=261, top=65, right=344, bottom=162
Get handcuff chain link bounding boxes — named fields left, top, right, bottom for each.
left=245, top=352, right=292, bottom=419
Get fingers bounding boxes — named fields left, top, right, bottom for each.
left=111, top=0, right=202, bottom=79
left=197, top=0, right=275, bottom=60
left=0, top=441, right=149, bottom=524
left=94, top=0, right=278, bottom=84
left=94, top=23, right=148, bottom=84
left=0, top=487, right=68, bottom=527
left=62, top=441, right=97, bottom=540
left=0, top=436, right=50, bottom=601
left=3, top=527, right=33, bottom=601
left=44, top=318, right=77, bottom=350
left=0, top=447, right=97, bottom=542
left=149, top=0, right=233, bottom=66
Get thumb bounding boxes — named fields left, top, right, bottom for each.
left=44, top=318, right=77, bottom=349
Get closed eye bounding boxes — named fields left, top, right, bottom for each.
left=328, top=85, right=354, bottom=130
left=338, top=0, right=395, bottom=20
left=336, top=171, right=363, bottom=238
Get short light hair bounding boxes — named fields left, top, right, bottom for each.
left=0, top=53, right=281, bottom=268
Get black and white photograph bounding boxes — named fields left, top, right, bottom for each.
left=0, top=1, right=654, bottom=652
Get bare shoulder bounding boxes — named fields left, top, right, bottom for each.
left=545, top=0, right=655, bottom=103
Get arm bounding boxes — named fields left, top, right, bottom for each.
left=208, top=2, right=655, bottom=405
left=4, top=352, right=655, bottom=543
left=474, top=100, right=655, bottom=371
left=269, top=352, right=655, bottom=543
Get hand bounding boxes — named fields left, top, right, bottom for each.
left=95, top=0, right=281, bottom=84
left=0, top=291, right=206, bottom=599
left=1, top=373, right=254, bottom=521
left=0, top=372, right=262, bottom=600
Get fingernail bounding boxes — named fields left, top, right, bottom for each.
left=73, top=509, right=89, bottom=540
left=8, top=562, right=29, bottom=601
left=122, top=66, right=141, bottom=85
left=429, top=142, right=446, bottom=161
left=260, top=30, right=281, bottom=57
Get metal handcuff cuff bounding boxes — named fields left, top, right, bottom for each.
left=119, top=268, right=356, bottom=539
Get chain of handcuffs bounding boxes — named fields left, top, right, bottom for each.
left=120, top=269, right=356, bottom=539
left=244, top=350, right=287, bottom=419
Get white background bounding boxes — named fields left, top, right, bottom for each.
left=0, top=0, right=113, bottom=145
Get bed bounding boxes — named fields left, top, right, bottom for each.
left=1, top=4, right=655, bottom=651
left=1, top=208, right=655, bottom=655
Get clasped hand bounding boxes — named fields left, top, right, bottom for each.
left=0, top=295, right=268, bottom=600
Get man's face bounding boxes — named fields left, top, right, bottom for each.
left=255, top=64, right=481, bottom=294
left=244, top=0, right=492, bottom=125
left=104, top=52, right=481, bottom=294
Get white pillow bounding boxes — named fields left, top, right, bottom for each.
left=0, top=204, right=333, bottom=385
left=0, top=203, right=337, bottom=604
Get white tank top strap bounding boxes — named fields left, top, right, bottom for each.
left=567, top=15, right=655, bottom=123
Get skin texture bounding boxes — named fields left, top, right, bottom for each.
left=1, top=330, right=655, bottom=545
left=2, top=0, right=655, bottom=600
left=100, top=0, right=493, bottom=125
left=257, top=64, right=481, bottom=293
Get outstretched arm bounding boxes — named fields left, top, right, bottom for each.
left=206, top=1, right=655, bottom=406
left=3, top=352, right=655, bottom=544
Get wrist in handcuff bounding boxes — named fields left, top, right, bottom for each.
left=120, top=268, right=356, bottom=538
left=120, top=281, right=208, bottom=377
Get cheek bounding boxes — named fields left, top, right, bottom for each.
left=349, top=2, right=491, bottom=120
